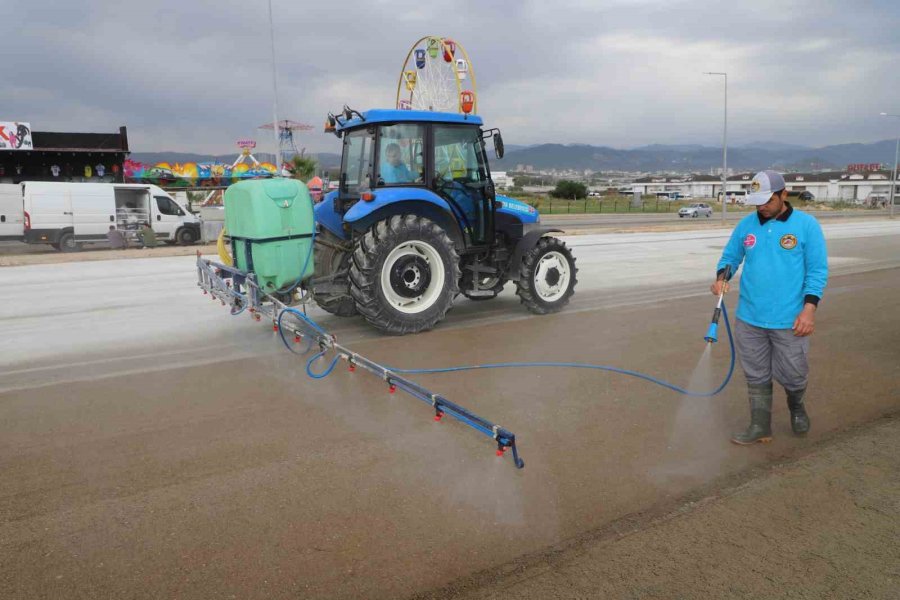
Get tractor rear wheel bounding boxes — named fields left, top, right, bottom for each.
left=312, top=229, right=358, bottom=317
left=349, top=215, right=459, bottom=335
left=516, top=236, right=577, bottom=314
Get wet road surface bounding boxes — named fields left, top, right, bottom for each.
left=2, top=220, right=899, bottom=599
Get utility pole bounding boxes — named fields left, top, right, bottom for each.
left=705, top=72, right=728, bottom=224
left=267, top=0, right=281, bottom=174
left=881, top=113, right=899, bottom=219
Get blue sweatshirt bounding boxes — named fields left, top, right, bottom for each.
left=717, top=204, right=828, bottom=329
left=381, top=161, right=414, bottom=184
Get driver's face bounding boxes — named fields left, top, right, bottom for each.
left=386, top=150, right=401, bottom=165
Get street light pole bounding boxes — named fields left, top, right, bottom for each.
left=705, top=72, right=728, bottom=224
left=267, top=0, right=281, bottom=174
left=880, top=113, right=899, bottom=220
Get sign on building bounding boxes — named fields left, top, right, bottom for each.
left=0, top=122, right=33, bottom=150
left=847, top=163, right=882, bottom=172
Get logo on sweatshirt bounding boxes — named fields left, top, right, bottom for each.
left=780, top=234, right=797, bottom=250
left=743, top=233, right=757, bottom=248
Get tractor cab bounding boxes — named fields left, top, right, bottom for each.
left=325, top=107, right=505, bottom=251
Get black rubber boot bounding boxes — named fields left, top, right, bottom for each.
left=786, top=388, right=810, bottom=435
left=732, top=382, right=773, bottom=445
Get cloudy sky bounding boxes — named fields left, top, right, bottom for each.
left=6, top=0, right=899, bottom=155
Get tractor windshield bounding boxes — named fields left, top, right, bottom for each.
left=340, top=128, right=374, bottom=196
left=376, top=124, right=425, bottom=186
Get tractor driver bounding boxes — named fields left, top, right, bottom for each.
left=381, top=143, right=414, bottom=184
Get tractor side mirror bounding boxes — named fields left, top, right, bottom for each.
left=493, top=132, right=504, bottom=159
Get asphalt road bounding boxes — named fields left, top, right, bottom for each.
left=2, top=219, right=899, bottom=599
left=543, top=208, right=892, bottom=230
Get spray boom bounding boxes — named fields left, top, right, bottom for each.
left=704, top=265, right=732, bottom=343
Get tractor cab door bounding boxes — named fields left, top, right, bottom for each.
left=338, top=127, right=375, bottom=210
left=431, top=124, right=494, bottom=248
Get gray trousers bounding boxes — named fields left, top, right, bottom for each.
left=735, top=318, right=810, bottom=390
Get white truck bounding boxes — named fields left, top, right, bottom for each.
left=0, top=182, right=200, bottom=251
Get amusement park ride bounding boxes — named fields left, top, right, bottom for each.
left=397, top=36, right=477, bottom=114
left=259, top=119, right=314, bottom=167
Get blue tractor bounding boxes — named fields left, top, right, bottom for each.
left=310, top=106, right=577, bottom=334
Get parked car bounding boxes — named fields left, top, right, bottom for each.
left=678, top=203, right=713, bottom=218
left=865, top=193, right=888, bottom=208
left=787, top=190, right=816, bottom=202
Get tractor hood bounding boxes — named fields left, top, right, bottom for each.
left=496, top=194, right=540, bottom=224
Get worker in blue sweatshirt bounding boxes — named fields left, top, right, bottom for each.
left=711, top=170, right=828, bottom=445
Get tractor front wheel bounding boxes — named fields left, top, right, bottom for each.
left=516, top=236, right=577, bottom=314
left=349, top=215, right=459, bottom=335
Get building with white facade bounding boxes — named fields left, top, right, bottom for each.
left=490, top=171, right=512, bottom=190
left=632, top=169, right=898, bottom=202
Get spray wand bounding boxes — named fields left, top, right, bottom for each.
left=704, top=264, right=732, bottom=344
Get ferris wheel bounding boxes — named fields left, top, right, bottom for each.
left=396, top=36, right=477, bottom=114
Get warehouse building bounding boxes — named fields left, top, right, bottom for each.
left=633, top=168, right=898, bottom=202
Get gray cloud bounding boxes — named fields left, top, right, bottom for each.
left=3, top=0, right=898, bottom=155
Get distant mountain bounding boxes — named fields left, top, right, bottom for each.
left=133, top=139, right=896, bottom=177
left=632, top=144, right=710, bottom=152
left=129, top=151, right=342, bottom=170
left=493, top=140, right=898, bottom=173
left=737, top=141, right=811, bottom=151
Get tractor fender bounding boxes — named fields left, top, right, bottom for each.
left=313, top=190, right=345, bottom=238
left=345, top=189, right=466, bottom=249
left=507, top=227, right=563, bottom=281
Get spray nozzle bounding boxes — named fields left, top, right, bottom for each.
left=704, top=265, right=732, bottom=343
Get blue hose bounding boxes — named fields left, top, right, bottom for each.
left=274, top=298, right=736, bottom=397
left=277, top=307, right=339, bottom=379
left=305, top=350, right=340, bottom=379
left=275, top=226, right=317, bottom=297
left=385, top=302, right=736, bottom=398
left=269, top=229, right=737, bottom=398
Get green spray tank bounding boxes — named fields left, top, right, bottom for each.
left=224, top=178, right=316, bottom=292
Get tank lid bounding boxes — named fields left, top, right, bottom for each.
left=263, top=178, right=300, bottom=202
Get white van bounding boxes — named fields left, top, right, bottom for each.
left=0, top=184, right=25, bottom=241
left=20, top=182, right=200, bottom=251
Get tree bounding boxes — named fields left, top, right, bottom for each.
left=289, top=154, right=318, bottom=181
left=550, top=180, right=588, bottom=199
